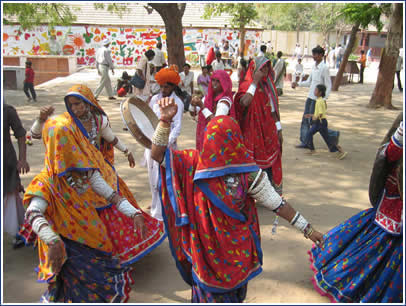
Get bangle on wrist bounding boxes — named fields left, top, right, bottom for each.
left=247, top=83, right=257, bottom=96
left=303, top=224, right=314, bottom=239
left=160, top=118, right=171, bottom=125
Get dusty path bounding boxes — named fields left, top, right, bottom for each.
left=3, top=68, right=403, bottom=303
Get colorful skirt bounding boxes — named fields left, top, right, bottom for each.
left=191, top=282, right=247, bottom=303
left=308, top=208, right=403, bottom=303
left=40, top=237, right=132, bottom=303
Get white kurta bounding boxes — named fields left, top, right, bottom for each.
left=144, top=91, right=184, bottom=220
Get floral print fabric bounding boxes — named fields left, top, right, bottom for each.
left=160, top=116, right=263, bottom=295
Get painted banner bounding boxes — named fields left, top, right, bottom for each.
left=3, top=25, right=261, bottom=67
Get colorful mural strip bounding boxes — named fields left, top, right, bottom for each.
left=3, top=25, right=261, bottom=67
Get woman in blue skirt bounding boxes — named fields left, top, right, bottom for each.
left=308, top=113, right=403, bottom=303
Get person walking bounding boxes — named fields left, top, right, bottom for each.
left=152, top=42, right=166, bottom=73
left=94, top=38, right=116, bottom=100
left=135, top=49, right=155, bottom=102
left=273, top=51, right=286, bottom=96
left=3, top=103, right=30, bottom=249
left=395, top=53, right=403, bottom=92
left=292, top=45, right=339, bottom=149
left=358, top=50, right=366, bottom=84
left=24, top=61, right=37, bottom=102
left=303, top=84, right=347, bottom=159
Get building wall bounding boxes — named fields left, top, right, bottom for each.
left=3, top=25, right=262, bottom=67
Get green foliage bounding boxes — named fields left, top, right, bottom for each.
left=203, top=3, right=257, bottom=29
left=311, top=3, right=347, bottom=34
left=256, top=3, right=314, bottom=31
left=341, top=3, right=384, bottom=31
left=3, top=3, right=77, bottom=29
left=93, top=3, right=129, bottom=18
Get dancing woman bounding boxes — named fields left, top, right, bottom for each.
left=234, top=56, right=283, bottom=195
left=20, top=85, right=166, bottom=302
left=309, top=114, right=403, bottom=303
left=150, top=97, right=324, bottom=303
left=191, top=70, right=236, bottom=151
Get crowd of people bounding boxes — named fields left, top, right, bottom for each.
left=3, top=37, right=403, bottom=303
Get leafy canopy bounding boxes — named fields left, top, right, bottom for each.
left=203, top=3, right=258, bottom=29
left=3, top=3, right=77, bottom=29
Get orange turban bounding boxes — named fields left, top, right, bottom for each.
left=155, top=65, right=181, bottom=86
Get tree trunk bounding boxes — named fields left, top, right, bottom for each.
left=239, top=26, right=246, bottom=56
left=332, top=22, right=360, bottom=91
left=368, top=3, right=403, bottom=109
left=149, top=3, right=186, bottom=72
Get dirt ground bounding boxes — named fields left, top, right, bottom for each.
left=2, top=68, right=403, bottom=303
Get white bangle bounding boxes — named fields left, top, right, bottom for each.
left=275, top=121, right=282, bottom=131
left=247, top=83, right=257, bottom=96
left=116, top=198, right=141, bottom=218
left=290, top=212, right=309, bottom=232
left=202, top=108, right=213, bottom=119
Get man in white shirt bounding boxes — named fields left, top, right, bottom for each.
left=144, top=67, right=184, bottom=221
left=292, top=45, right=339, bottom=148
left=294, top=57, right=304, bottom=83
left=198, top=41, right=208, bottom=67
left=94, top=38, right=116, bottom=100
left=179, top=63, right=194, bottom=96
left=273, top=51, right=286, bottom=96
left=335, top=44, right=343, bottom=68
left=211, top=52, right=225, bottom=71
left=258, top=45, right=267, bottom=57
left=152, top=42, right=166, bottom=73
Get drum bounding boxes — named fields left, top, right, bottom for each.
left=120, top=96, right=159, bottom=149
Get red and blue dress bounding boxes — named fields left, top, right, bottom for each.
left=159, top=116, right=263, bottom=302
left=308, top=135, right=403, bottom=303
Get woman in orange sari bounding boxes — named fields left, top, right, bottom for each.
left=20, top=85, right=166, bottom=302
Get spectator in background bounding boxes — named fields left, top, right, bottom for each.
left=295, top=57, right=304, bottom=83
left=116, top=71, right=133, bottom=97
left=212, top=52, right=225, bottom=71
left=358, top=50, right=366, bottom=84
left=304, top=45, right=308, bottom=58
left=152, top=42, right=166, bottom=73
left=292, top=45, right=339, bottom=148
left=198, top=41, right=208, bottom=67
left=3, top=103, right=30, bottom=249
left=273, top=51, right=287, bottom=96
left=335, top=44, right=344, bottom=69
left=135, top=49, right=155, bottom=102
left=366, top=48, right=372, bottom=66
left=258, top=45, right=267, bottom=57
left=94, top=38, right=116, bottom=100
left=395, top=52, right=403, bottom=92
left=197, top=65, right=210, bottom=96
left=24, top=61, right=37, bottom=102
left=180, top=63, right=194, bottom=97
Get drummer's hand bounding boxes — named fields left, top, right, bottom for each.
left=128, top=152, right=135, bottom=168
left=158, top=97, right=178, bottom=122
left=309, top=230, right=325, bottom=248
left=133, top=213, right=147, bottom=240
